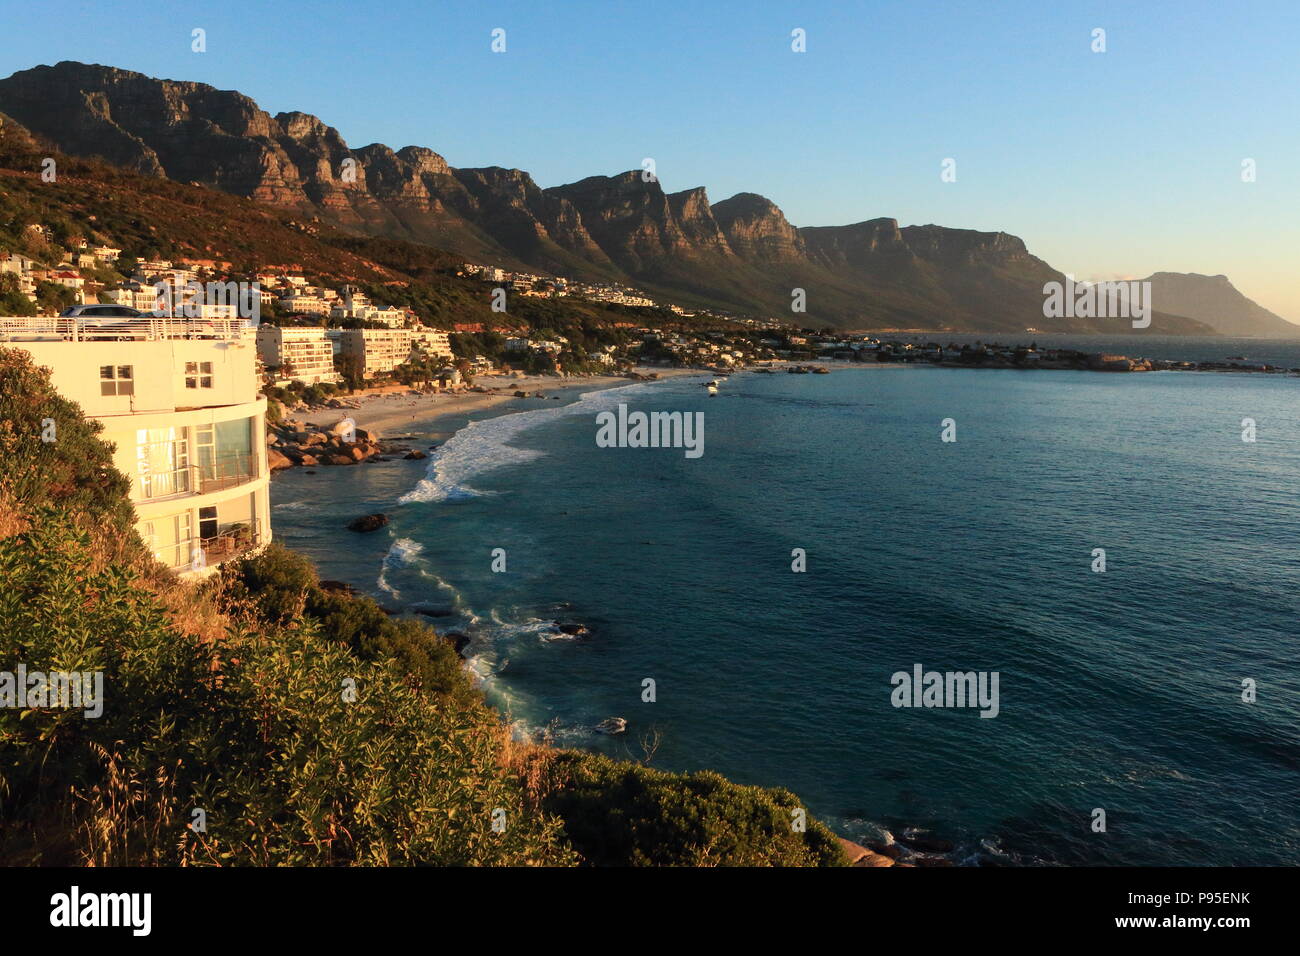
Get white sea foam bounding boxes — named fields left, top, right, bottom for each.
left=397, top=380, right=680, bottom=505
left=377, top=537, right=425, bottom=597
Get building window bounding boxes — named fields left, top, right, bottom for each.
left=100, top=365, right=134, bottom=396
left=185, top=361, right=214, bottom=389
left=198, top=506, right=218, bottom=541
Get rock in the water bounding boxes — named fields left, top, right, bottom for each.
left=267, top=448, right=294, bottom=471
left=594, top=717, right=627, bottom=735
left=346, top=513, right=388, bottom=533
left=412, top=606, right=454, bottom=618
left=554, top=622, right=589, bottom=636
left=403, top=450, right=427, bottom=460
left=868, top=841, right=906, bottom=860
left=897, top=832, right=954, bottom=854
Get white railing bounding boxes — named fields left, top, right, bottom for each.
left=0, top=316, right=251, bottom=342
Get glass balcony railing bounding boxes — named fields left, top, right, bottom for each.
left=135, top=452, right=259, bottom=500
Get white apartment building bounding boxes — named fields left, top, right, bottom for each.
left=256, top=325, right=340, bottom=384
left=99, top=286, right=163, bottom=312
left=1, top=317, right=271, bottom=577
left=336, top=327, right=413, bottom=378
left=278, top=292, right=330, bottom=316
left=411, top=328, right=453, bottom=360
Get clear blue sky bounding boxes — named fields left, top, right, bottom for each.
left=3, top=0, right=1297, bottom=319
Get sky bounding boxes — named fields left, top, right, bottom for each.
left=2, top=0, right=1297, bottom=320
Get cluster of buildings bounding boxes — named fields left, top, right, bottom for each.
left=458, top=262, right=658, bottom=308
left=1, top=238, right=126, bottom=305
left=255, top=325, right=454, bottom=385
left=262, top=279, right=415, bottom=327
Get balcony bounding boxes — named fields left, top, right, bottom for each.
left=164, top=518, right=267, bottom=573
left=136, top=452, right=259, bottom=501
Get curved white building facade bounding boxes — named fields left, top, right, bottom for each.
left=2, top=318, right=271, bottom=576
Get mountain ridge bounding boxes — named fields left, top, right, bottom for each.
left=1, top=61, right=1292, bottom=336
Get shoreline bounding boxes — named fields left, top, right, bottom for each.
left=290, top=368, right=704, bottom=439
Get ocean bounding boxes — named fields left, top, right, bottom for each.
left=270, top=365, right=1300, bottom=865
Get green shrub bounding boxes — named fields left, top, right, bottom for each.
left=0, top=347, right=135, bottom=533
left=0, top=513, right=574, bottom=866
left=219, top=544, right=471, bottom=704
left=533, top=751, right=847, bottom=867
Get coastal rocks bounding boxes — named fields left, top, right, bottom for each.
left=837, top=837, right=896, bottom=868
left=554, top=622, right=589, bottom=636
left=897, top=831, right=955, bottom=854
left=868, top=841, right=906, bottom=861
left=267, top=448, right=294, bottom=471
left=411, top=605, right=454, bottom=618
left=346, top=513, right=388, bottom=533
left=594, top=717, right=627, bottom=735
left=445, top=632, right=470, bottom=657
left=402, top=450, right=427, bottom=460
left=268, top=417, right=384, bottom=471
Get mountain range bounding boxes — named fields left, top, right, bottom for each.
left=1, top=61, right=1295, bottom=337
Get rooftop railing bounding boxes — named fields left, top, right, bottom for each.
left=0, top=316, right=252, bottom=342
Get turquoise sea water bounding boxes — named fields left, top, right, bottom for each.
left=271, top=367, right=1300, bottom=865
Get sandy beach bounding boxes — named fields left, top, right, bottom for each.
left=293, top=369, right=704, bottom=437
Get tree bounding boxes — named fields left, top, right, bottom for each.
left=0, top=273, right=36, bottom=316
left=34, top=280, right=76, bottom=315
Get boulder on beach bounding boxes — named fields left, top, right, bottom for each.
left=267, top=448, right=294, bottom=471
left=346, top=513, right=388, bottom=533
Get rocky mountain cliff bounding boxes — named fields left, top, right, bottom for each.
left=1139, top=272, right=1297, bottom=338
left=3, top=61, right=1289, bottom=335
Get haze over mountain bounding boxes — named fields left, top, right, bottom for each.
left=1, top=61, right=1292, bottom=337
